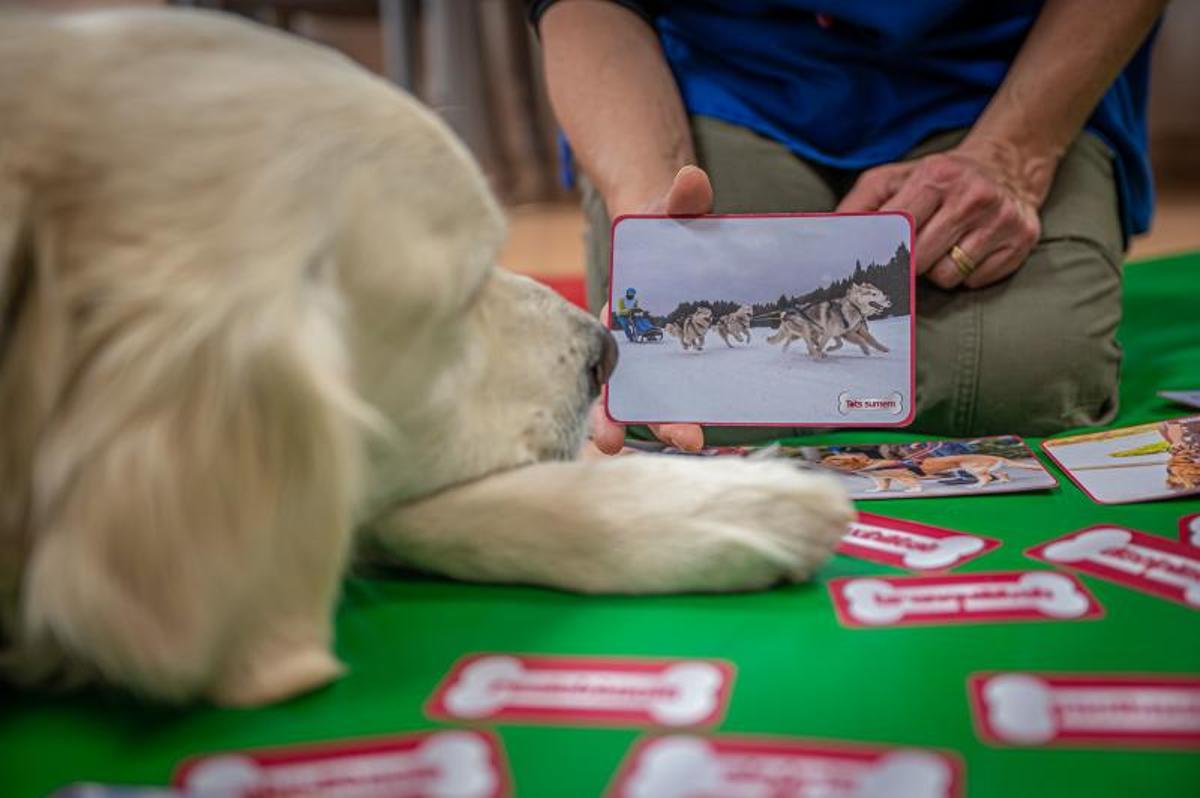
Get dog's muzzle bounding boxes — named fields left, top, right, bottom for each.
left=588, top=328, right=619, bottom=397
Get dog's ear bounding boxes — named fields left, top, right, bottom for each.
left=17, top=286, right=362, bottom=704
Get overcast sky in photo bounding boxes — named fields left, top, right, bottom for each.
left=611, top=214, right=910, bottom=315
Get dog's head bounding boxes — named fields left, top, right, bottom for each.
left=335, top=93, right=615, bottom=511
left=692, top=307, right=714, bottom=325
left=847, top=282, right=891, bottom=316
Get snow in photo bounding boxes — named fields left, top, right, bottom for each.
left=607, top=213, right=914, bottom=426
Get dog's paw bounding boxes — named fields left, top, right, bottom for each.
left=612, top=458, right=853, bottom=593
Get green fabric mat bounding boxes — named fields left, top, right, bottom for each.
left=2, top=253, right=1198, bottom=797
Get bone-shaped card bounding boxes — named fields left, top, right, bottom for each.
left=606, top=213, right=915, bottom=427
left=53, top=788, right=180, bottom=798
left=425, top=653, right=735, bottom=728
left=968, top=672, right=1200, bottom=749
left=838, top=512, right=1001, bottom=571
left=1041, top=415, right=1200, bottom=504
left=827, top=571, right=1104, bottom=628
left=1027, top=525, right=1200, bottom=609
left=173, top=730, right=508, bottom=798
left=606, top=733, right=964, bottom=798
left=1182, top=513, right=1200, bottom=548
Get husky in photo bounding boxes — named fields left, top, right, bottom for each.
left=665, top=306, right=714, bottom=351
left=713, top=304, right=753, bottom=347
left=767, top=282, right=892, bottom=360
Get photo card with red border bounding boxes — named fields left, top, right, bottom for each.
left=606, top=212, right=915, bottom=427
left=1040, top=415, right=1200, bottom=504
left=617, top=435, right=1058, bottom=500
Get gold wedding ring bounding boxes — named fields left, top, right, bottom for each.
left=950, top=245, right=977, bottom=278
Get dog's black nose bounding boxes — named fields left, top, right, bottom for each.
left=588, top=328, right=619, bottom=396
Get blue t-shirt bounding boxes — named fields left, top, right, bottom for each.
left=532, top=0, right=1155, bottom=239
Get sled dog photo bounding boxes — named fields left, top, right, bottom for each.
left=664, top=306, right=714, bottom=351
left=617, top=436, right=1059, bottom=500
left=767, top=282, right=891, bottom=359
left=607, top=213, right=915, bottom=426
left=713, top=304, right=754, bottom=347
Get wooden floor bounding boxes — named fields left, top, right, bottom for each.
left=500, top=189, right=1200, bottom=278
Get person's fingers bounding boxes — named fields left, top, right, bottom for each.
left=591, top=389, right=627, bottom=454
left=880, top=179, right=943, bottom=233
left=911, top=205, right=971, bottom=275
left=959, top=247, right=1020, bottom=290
left=929, top=196, right=1039, bottom=290
left=663, top=165, right=714, bottom=216
left=837, top=163, right=910, bottom=212
left=962, top=206, right=1040, bottom=289
left=924, top=227, right=999, bottom=291
left=649, top=423, right=705, bottom=452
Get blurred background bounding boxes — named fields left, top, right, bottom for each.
left=14, top=0, right=1200, bottom=286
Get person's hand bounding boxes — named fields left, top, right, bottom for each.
left=837, top=139, right=1053, bottom=290
left=591, top=164, right=713, bottom=455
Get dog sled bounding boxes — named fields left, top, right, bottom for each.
left=625, top=308, right=664, bottom=343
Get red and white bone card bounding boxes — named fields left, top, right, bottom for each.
left=425, top=653, right=735, bottom=728
left=1026, top=525, right=1200, bottom=610
left=827, top=571, right=1103, bottom=628
left=173, top=730, right=509, bottom=798
left=607, top=733, right=964, bottom=798
left=968, top=672, right=1200, bottom=749
left=837, top=512, right=1000, bottom=571
left=1181, top=513, right=1200, bottom=548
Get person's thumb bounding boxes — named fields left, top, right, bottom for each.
left=664, top=165, right=714, bottom=216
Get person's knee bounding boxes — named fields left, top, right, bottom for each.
left=974, top=244, right=1122, bottom=435
left=978, top=330, right=1120, bottom=436
left=915, top=239, right=1122, bottom=437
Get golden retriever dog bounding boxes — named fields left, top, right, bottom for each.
left=664, top=306, right=714, bottom=351
left=0, top=9, right=851, bottom=706
left=820, top=452, right=1044, bottom=493
left=713, top=304, right=753, bottom=348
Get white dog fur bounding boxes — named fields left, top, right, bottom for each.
left=0, top=9, right=852, bottom=706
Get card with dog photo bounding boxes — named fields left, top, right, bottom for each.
left=1159, top=390, right=1200, bottom=410
left=1041, top=415, right=1200, bottom=504
left=615, top=435, right=1057, bottom=499
left=782, top=436, right=1058, bottom=499
left=606, top=213, right=915, bottom=427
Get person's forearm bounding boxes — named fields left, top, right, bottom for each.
left=539, top=0, right=693, bottom=215
left=962, top=0, right=1166, bottom=204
